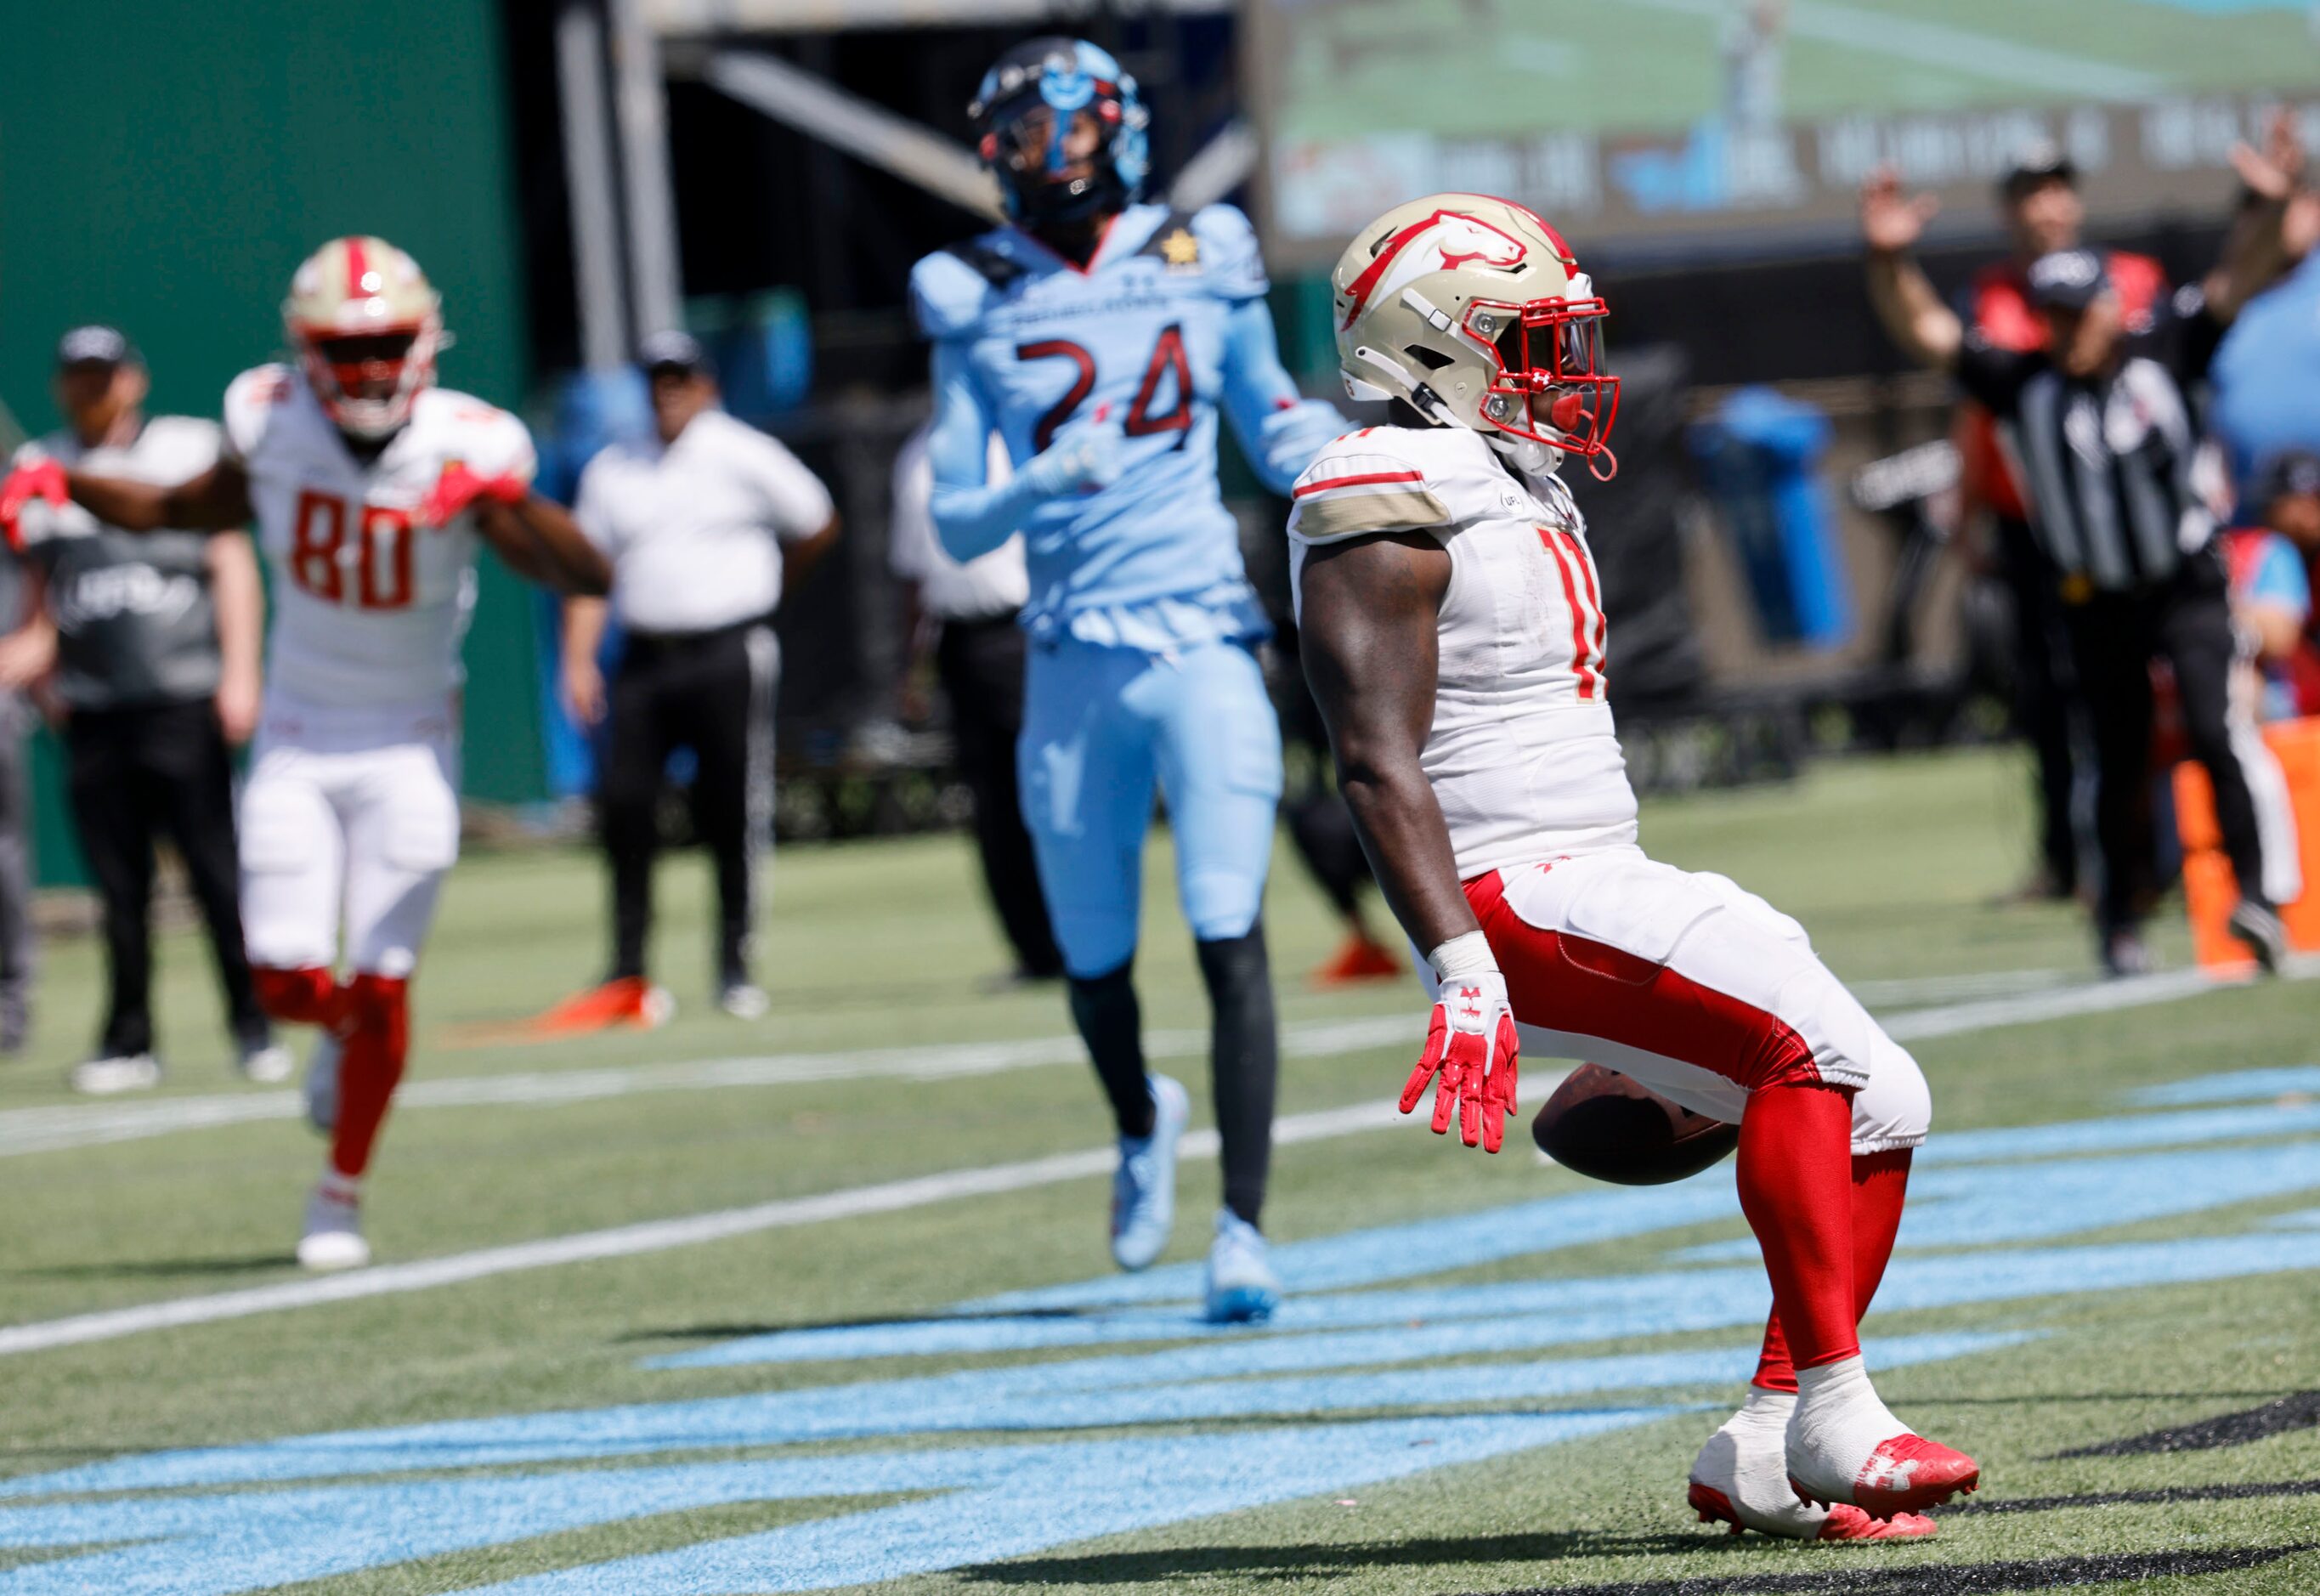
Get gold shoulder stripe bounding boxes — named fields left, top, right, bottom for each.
left=1295, top=487, right=1451, bottom=542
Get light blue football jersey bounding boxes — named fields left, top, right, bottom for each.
left=910, top=202, right=1283, bottom=640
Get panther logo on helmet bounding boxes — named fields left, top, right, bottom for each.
left=1331, top=194, right=1617, bottom=479
left=1339, top=211, right=1532, bottom=331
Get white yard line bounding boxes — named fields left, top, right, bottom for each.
left=4, top=956, right=2308, bottom=1162
left=1, top=955, right=2310, bottom=1358
left=0, top=1100, right=1400, bottom=1359
left=1847, top=968, right=2073, bottom=1006
left=1879, top=960, right=2306, bottom=1041
left=0, top=1015, right=1417, bottom=1160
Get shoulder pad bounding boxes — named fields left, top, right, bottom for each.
left=1185, top=203, right=1267, bottom=300
left=911, top=238, right=1020, bottom=340
left=1287, top=428, right=1454, bottom=544
left=427, top=388, right=537, bottom=483
left=221, top=364, right=297, bottom=462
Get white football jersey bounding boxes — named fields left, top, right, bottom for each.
left=223, top=365, right=535, bottom=710
left=1287, top=424, right=1639, bottom=880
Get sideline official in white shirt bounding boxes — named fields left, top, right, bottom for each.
left=560, top=332, right=839, bottom=1022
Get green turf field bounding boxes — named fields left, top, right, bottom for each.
left=1269, top=0, right=2320, bottom=144
left=2, top=746, right=2317, bottom=1593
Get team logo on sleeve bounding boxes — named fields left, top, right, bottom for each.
left=1339, top=211, right=1529, bottom=330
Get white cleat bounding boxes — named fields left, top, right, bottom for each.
left=297, top=1180, right=370, bottom=1272
left=304, top=1032, right=343, bottom=1135
left=716, top=982, right=770, bottom=1021
left=1110, top=1074, right=1189, bottom=1271
left=1203, top=1208, right=1282, bottom=1323
left=1689, top=1389, right=1936, bottom=1541
left=239, top=1041, right=295, bottom=1084
left=69, top=1053, right=161, bottom=1095
left=1786, top=1355, right=1980, bottom=1520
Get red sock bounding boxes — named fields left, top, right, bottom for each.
left=1752, top=1144, right=1915, bottom=1390
left=329, top=974, right=410, bottom=1180
left=1737, top=1081, right=1860, bottom=1376
left=251, top=965, right=348, bottom=1030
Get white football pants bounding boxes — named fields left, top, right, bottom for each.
left=238, top=695, right=461, bottom=979
left=1466, top=848, right=1931, bottom=1155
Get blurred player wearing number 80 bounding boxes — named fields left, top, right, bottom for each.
left=911, top=38, right=1344, bottom=1321
left=0, top=237, right=611, bottom=1271
left=1291, top=194, right=1977, bottom=1537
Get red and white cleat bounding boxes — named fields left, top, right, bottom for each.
left=1689, top=1482, right=1935, bottom=1542
left=1818, top=1503, right=1938, bottom=1541
left=1786, top=1356, right=1980, bottom=1520
left=1687, top=1389, right=1940, bottom=1541
left=1689, top=1389, right=1830, bottom=1539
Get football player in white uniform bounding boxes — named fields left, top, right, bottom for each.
left=1287, top=196, right=1978, bottom=1537
left=0, top=237, right=611, bottom=1271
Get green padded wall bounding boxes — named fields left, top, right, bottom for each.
left=2, top=0, right=544, bottom=883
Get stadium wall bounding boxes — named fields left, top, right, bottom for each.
left=1, top=0, right=544, bottom=882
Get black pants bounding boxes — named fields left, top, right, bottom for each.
left=936, top=615, right=1061, bottom=977
left=1995, top=516, right=2080, bottom=893
left=65, top=698, right=266, bottom=1057
left=2062, top=549, right=2267, bottom=933
left=600, top=620, right=775, bottom=986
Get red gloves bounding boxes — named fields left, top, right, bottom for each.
left=418, top=462, right=528, bottom=528
left=1402, top=967, right=1520, bottom=1153
left=0, top=458, right=69, bottom=552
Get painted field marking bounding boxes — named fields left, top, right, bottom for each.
left=0, top=1014, right=1416, bottom=1160
left=0, top=953, right=2310, bottom=1359
left=0, top=1100, right=1400, bottom=1360
left=7, top=955, right=2308, bottom=1163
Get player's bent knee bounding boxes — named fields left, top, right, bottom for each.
left=1181, top=861, right=1269, bottom=946
left=244, top=920, right=337, bottom=978
left=1055, top=914, right=1140, bottom=983
left=1850, top=1036, right=1932, bottom=1152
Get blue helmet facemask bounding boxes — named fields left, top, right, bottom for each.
left=971, top=37, right=1149, bottom=225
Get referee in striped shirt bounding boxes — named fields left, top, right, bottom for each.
left=1862, top=167, right=2294, bottom=975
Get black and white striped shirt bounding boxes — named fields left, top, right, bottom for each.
left=1956, top=287, right=2227, bottom=593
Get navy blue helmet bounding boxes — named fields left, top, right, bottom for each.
left=971, top=37, right=1150, bottom=225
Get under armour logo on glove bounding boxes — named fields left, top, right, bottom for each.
left=0, top=457, right=69, bottom=552
left=1402, top=967, right=1520, bottom=1153
left=417, top=462, right=527, bottom=528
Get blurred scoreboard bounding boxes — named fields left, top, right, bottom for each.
left=1246, top=0, right=2320, bottom=263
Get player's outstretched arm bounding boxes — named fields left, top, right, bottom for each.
left=926, top=342, right=1118, bottom=562
left=1299, top=530, right=1519, bottom=1152
left=2, top=454, right=254, bottom=548
left=1219, top=299, right=1346, bottom=495
left=1859, top=167, right=1963, bottom=370
left=470, top=493, right=613, bottom=597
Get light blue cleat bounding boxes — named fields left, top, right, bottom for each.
left=1204, top=1208, right=1282, bottom=1323
left=1110, top=1073, right=1189, bottom=1271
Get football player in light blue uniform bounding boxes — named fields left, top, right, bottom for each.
left=913, top=37, right=1344, bottom=1322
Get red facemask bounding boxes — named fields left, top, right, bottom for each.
left=1468, top=294, right=1621, bottom=478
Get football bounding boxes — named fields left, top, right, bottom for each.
left=1531, top=1061, right=1743, bottom=1185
